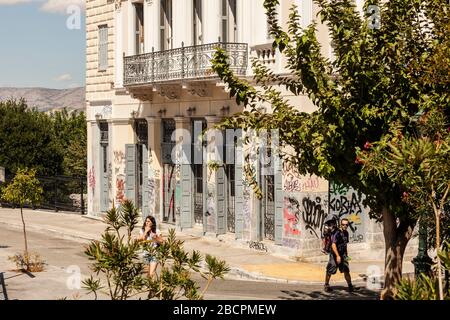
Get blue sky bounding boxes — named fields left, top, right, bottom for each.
left=0, top=0, right=86, bottom=89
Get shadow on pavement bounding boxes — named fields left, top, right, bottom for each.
left=0, top=272, right=9, bottom=300
left=279, top=286, right=380, bottom=300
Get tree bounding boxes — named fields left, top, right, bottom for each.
left=0, top=100, right=87, bottom=177
left=83, top=200, right=229, bottom=300
left=50, top=109, right=87, bottom=177
left=0, top=99, right=63, bottom=176
left=1, top=168, right=43, bottom=267
left=359, top=102, right=450, bottom=301
left=211, top=0, right=449, bottom=299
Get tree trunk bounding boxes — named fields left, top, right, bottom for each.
left=20, top=206, right=28, bottom=256
left=380, top=206, right=415, bottom=300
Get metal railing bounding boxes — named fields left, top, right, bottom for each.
left=0, top=175, right=87, bottom=214
left=124, top=42, right=248, bottom=86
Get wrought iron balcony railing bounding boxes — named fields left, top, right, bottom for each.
left=124, top=42, right=248, bottom=87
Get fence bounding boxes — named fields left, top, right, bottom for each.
left=0, top=174, right=87, bottom=214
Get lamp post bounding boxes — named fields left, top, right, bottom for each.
left=412, top=220, right=433, bottom=278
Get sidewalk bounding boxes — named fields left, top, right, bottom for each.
left=0, top=208, right=412, bottom=285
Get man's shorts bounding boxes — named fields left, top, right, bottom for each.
left=326, top=254, right=350, bottom=275
left=143, top=253, right=158, bottom=264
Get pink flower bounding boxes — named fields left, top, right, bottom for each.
left=364, top=141, right=373, bottom=150
left=402, top=192, right=409, bottom=201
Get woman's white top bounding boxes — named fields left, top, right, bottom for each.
left=140, top=228, right=162, bottom=248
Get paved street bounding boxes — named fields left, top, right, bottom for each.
left=0, top=221, right=380, bottom=300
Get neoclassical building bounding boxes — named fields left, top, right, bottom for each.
left=86, top=0, right=415, bottom=260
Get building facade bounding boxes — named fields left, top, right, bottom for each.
left=86, top=0, right=415, bottom=260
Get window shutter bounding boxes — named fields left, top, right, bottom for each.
left=125, top=144, right=137, bottom=205
left=274, top=157, right=283, bottom=245
left=98, top=26, right=108, bottom=71
left=180, top=164, right=193, bottom=229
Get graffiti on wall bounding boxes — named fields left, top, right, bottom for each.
left=282, top=238, right=300, bottom=249
left=329, top=190, right=364, bottom=217
left=206, top=180, right=216, bottom=232
left=116, top=177, right=125, bottom=204
left=283, top=162, right=321, bottom=193
left=241, top=150, right=256, bottom=240
left=113, top=151, right=125, bottom=165
left=242, top=181, right=252, bottom=240
left=88, top=166, right=95, bottom=191
left=282, top=192, right=328, bottom=240
left=301, top=195, right=328, bottom=239
left=247, top=241, right=268, bottom=252
left=283, top=197, right=301, bottom=236
left=329, top=182, right=367, bottom=243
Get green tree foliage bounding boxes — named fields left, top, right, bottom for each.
left=396, top=243, right=450, bottom=300
left=359, top=109, right=450, bottom=299
left=0, top=99, right=87, bottom=177
left=49, top=109, right=87, bottom=177
left=0, top=99, right=63, bottom=176
left=211, top=0, right=449, bottom=299
left=1, top=168, right=43, bottom=259
left=83, top=200, right=229, bottom=300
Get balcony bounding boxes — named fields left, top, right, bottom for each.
left=123, top=42, right=248, bottom=88
left=250, top=43, right=279, bottom=74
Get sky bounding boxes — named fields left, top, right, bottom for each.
left=0, top=0, right=86, bottom=89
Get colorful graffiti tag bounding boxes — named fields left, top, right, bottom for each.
left=329, top=182, right=367, bottom=243
left=116, top=177, right=125, bottom=204
left=283, top=197, right=301, bottom=236
left=88, top=166, right=95, bottom=191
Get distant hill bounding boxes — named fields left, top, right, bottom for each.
left=0, top=87, right=85, bottom=112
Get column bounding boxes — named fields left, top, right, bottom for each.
left=144, top=0, right=159, bottom=52
left=173, top=0, right=193, bottom=47
left=87, top=120, right=96, bottom=216
left=204, top=116, right=226, bottom=235
left=203, top=0, right=220, bottom=43
left=110, top=119, right=133, bottom=209
left=297, top=0, right=312, bottom=29
left=127, top=0, right=136, bottom=55
left=238, top=0, right=253, bottom=44
left=174, top=116, right=192, bottom=229
left=146, top=117, right=163, bottom=222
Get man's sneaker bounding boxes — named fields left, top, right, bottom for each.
left=348, top=285, right=355, bottom=293
left=324, top=284, right=333, bottom=293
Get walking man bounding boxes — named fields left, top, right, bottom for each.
left=324, top=218, right=355, bottom=293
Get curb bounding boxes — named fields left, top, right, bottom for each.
left=226, top=266, right=366, bottom=285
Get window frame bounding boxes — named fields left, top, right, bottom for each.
left=159, top=0, right=173, bottom=51
left=220, top=0, right=237, bottom=43
left=98, top=24, right=108, bottom=72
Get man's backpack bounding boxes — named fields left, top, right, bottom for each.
left=321, top=225, right=333, bottom=254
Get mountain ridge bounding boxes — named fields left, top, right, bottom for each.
left=0, top=87, right=86, bottom=112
